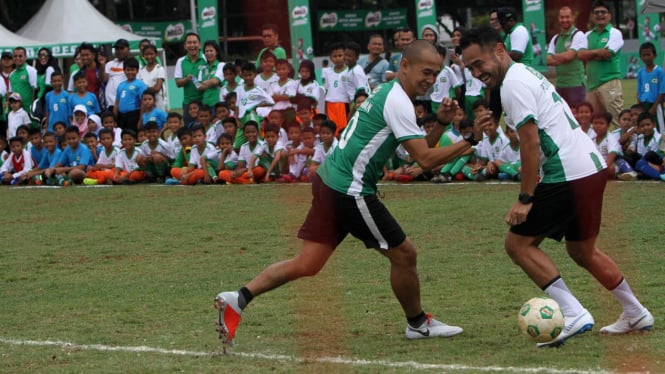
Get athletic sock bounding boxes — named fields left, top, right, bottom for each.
left=237, top=286, right=253, bottom=310
left=407, top=311, right=427, bottom=328
left=543, top=276, right=584, bottom=318
left=609, top=278, right=644, bottom=318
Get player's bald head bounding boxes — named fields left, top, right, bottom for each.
left=402, top=39, right=438, bottom=63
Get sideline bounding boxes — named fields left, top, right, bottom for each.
left=0, top=337, right=611, bottom=373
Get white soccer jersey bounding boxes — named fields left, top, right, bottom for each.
left=115, top=148, right=143, bottom=172
left=237, top=140, right=264, bottom=167
left=464, top=68, right=485, bottom=96
left=139, top=138, right=175, bottom=160
left=97, top=146, right=120, bottom=166
left=285, top=141, right=307, bottom=177
left=165, top=132, right=182, bottom=154
left=311, top=139, right=338, bottom=165
left=206, top=122, right=224, bottom=144
left=547, top=29, right=587, bottom=55
left=0, top=149, right=33, bottom=178
left=593, top=133, right=621, bottom=159
left=295, top=80, right=321, bottom=102
left=189, top=142, right=218, bottom=168
left=344, top=64, right=371, bottom=102
left=477, top=133, right=510, bottom=162
left=269, top=79, right=296, bottom=110
left=254, top=73, right=279, bottom=93
left=430, top=65, right=462, bottom=103
left=236, top=85, right=274, bottom=118
left=508, top=24, right=530, bottom=54
left=323, top=66, right=350, bottom=103
left=632, top=130, right=661, bottom=155
left=253, top=141, right=284, bottom=160
left=498, top=143, right=521, bottom=164
left=501, top=63, right=606, bottom=183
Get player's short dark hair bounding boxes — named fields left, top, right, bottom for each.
left=143, top=121, right=160, bottom=131
left=459, top=119, right=474, bottom=130
left=460, top=27, right=503, bottom=51
left=222, top=117, right=238, bottom=127
left=591, top=0, right=610, bottom=11
left=420, top=113, right=438, bottom=126
left=263, top=124, right=280, bottom=135
left=244, top=120, right=259, bottom=132
left=260, top=50, right=276, bottom=62
left=217, top=132, right=233, bottom=144
left=176, top=126, right=192, bottom=139
left=101, top=111, right=115, bottom=122
left=222, top=63, right=235, bottom=74
left=345, top=41, right=361, bottom=57
left=123, top=58, right=139, bottom=70
left=51, top=70, right=63, bottom=79
left=319, top=120, right=337, bottom=134
left=42, top=131, right=56, bottom=139
left=99, top=128, right=114, bottom=138
left=28, top=127, right=41, bottom=136
left=639, top=42, right=657, bottom=56
left=65, top=125, right=81, bottom=135
left=472, top=99, right=490, bottom=111
left=73, top=71, right=86, bottom=82
left=9, top=136, right=23, bottom=146
left=215, top=102, right=229, bottom=110
left=313, top=113, right=328, bottom=121
left=591, top=111, right=612, bottom=124
left=198, top=104, right=212, bottom=114
left=262, top=23, right=279, bottom=34
left=53, top=121, right=67, bottom=129
left=329, top=42, right=345, bottom=54
left=122, top=129, right=137, bottom=139
left=142, top=89, right=156, bottom=98
left=190, top=124, right=206, bottom=135
left=241, top=62, right=256, bottom=73
left=167, top=111, right=183, bottom=121
left=637, top=112, right=653, bottom=124
left=83, top=132, right=97, bottom=140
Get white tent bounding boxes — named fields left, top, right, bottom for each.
left=18, top=0, right=155, bottom=57
left=0, top=23, right=47, bottom=58
left=641, top=0, right=665, bottom=14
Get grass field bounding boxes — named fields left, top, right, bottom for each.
left=0, top=181, right=662, bottom=373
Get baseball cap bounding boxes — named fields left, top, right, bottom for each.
left=1, top=51, right=12, bottom=59
left=497, top=7, right=517, bottom=24
left=8, top=92, right=22, bottom=102
left=113, top=38, right=130, bottom=49
left=73, top=104, right=88, bottom=114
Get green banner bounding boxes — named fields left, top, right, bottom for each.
left=288, top=0, right=314, bottom=72
left=415, top=0, right=437, bottom=39
left=636, top=1, right=661, bottom=55
left=197, top=0, right=219, bottom=43
left=318, top=8, right=407, bottom=31
left=117, top=21, right=193, bottom=43
left=521, top=0, right=547, bottom=72
left=1, top=40, right=162, bottom=59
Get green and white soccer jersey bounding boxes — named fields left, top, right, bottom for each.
left=501, top=63, right=606, bottom=183
left=318, top=80, right=424, bottom=196
left=477, top=133, right=509, bottom=162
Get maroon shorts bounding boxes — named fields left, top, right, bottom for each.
left=510, top=171, right=606, bottom=241
left=298, top=174, right=406, bottom=250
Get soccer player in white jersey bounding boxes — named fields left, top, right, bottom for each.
left=461, top=27, right=653, bottom=348
left=214, top=40, right=489, bottom=348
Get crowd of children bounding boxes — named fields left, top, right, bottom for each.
left=2, top=37, right=665, bottom=186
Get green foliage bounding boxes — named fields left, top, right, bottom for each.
left=0, top=182, right=663, bottom=372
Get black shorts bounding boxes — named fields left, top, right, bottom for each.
left=510, top=171, right=606, bottom=242
left=298, top=174, right=406, bottom=250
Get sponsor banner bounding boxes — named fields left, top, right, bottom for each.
left=318, top=8, right=407, bottom=31
left=197, top=0, right=219, bottom=43
left=1, top=40, right=159, bottom=59
left=637, top=0, right=661, bottom=56
left=118, top=21, right=192, bottom=43
left=288, top=0, right=314, bottom=71
left=415, top=0, right=437, bottom=38
left=522, top=0, right=547, bottom=71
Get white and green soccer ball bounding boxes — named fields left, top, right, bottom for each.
left=518, top=297, right=564, bottom=343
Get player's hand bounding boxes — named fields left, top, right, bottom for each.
left=473, top=110, right=493, bottom=141
left=505, top=201, right=532, bottom=226
left=436, top=98, right=459, bottom=125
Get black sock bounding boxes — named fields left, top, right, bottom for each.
left=407, top=311, right=427, bottom=328
left=237, top=286, right=253, bottom=310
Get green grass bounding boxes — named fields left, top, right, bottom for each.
left=0, top=182, right=663, bottom=373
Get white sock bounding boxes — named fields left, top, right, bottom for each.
left=610, top=278, right=644, bottom=318
left=544, top=277, right=584, bottom=318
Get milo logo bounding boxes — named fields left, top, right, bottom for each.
left=418, top=0, right=433, bottom=10
left=165, top=23, right=185, bottom=42
left=292, top=6, right=308, bottom=19
left=320, top=12, right=338, bottom=28
left=201, top=6, right=216, bottom=20
left=365, top=11, right=381, bottom=27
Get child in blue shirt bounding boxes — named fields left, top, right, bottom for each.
left=27, top=132, right=61, bottom=184
left=114, top=58, right=147, bottom=130
left=28, top=127, right=47, bottom=167
left=68, top=72, right=101, bottom=116
left=48, top=125, right=94, bottom=185
left=140, top=89, right=167, bottom=130
left=637, top=42, right=665, bottom=133
left=44, top=71, right=70, bottom=131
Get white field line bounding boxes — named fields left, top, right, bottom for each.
left=0, top=337, right=611, bottom=374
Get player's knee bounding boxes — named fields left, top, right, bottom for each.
left=388, top=239, right=418, bottom=267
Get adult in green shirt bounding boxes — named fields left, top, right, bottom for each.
left=255, top=24, right=286, bottom=72
left=497, top=7, right=533, bottom=66
left=546, top=6, right=587, bottom=109
left=213, top=40, right=490, bottom=347
left=9, top=47, right=37, bottom=113
left=578, top=0, right=624, bottom=129
left=174, top=32, right=206, bottom=125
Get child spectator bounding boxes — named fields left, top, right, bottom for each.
left=164, top=112, right=184, bottom=153
left=248, top=124, right=285, bottom=182
left=137, top=44, right=167, bottom=110
left=0, top=136, right=33, bottom=185
left=254, top=50, right=279, bottom=93
left=68, top=72, right=101, bottom=116
left=299, top=127, right=317, bottom=180
left=430, top=46, right=463, bottom=113
left=83, top=132, right=100, bottom=164
left=6, top=93, right=31, bottom=139
left=472, top=108, right=508, bottom=179
left=293, top=60, right=320, bottom=107
left=462, top=67, right=487, bottom=120
left=636, top=42, right=665, bottom=133
left=308, top=119, right=338, bottom=178
left=214, top=132, right=239, bottom=183
left=44, top=71, right=70, bottom=132
left=269, top=59, right=296, bottom=119
left=15, top=125, right=30, bottom=149
left=114, top=129, right=146, bottom=184
left=295, top=100, right=315, bottom=128
left=28, top=132, right=61, bottom=184
left=282, top=122, right=310, bottom=182
left=0, top=138, right=7, bottom=167
left=28, top=127, right=46, bottom=168
left=140, top=89, right=167, bottom=130
left=49, top=125, right=94, bottom=185
left=344, top=42, right=371, bottom=105
left=88, top=114, right=102, bottom=135
left=198, top=104, right=222, bottom=144
left=166, top=127, right=193, bottom=185
left=101, top=111, right=122, bottom=148
left=71, top=105, right=89, bottom=136
left=575, top=101, right=595, bottom=137
left=222, top=117, right=239, bottom=147
left=214, top=102, right=231, bottom=124
left=84, top=128, right=119, bottom=185
left=224, top=92, right=238, bottom=117
left=114, top=58, right=147, bottom=130
left=53, top=121, right=67, bottom=149
left=612, top=109, right=638, bottom=155
left=591, top=111, right=637, bottom=181
left=186, top=100, right=201, bottom=128
left=632, top=112, right=664, bottom=180
left=431, top=117, right=475, bottom=183
left=414, top=101, right=428, bottom=120
left=495, top=126, right=522, bottom=181
left=137, top=121, right=174, bottom=182
left=235, top=62, right=275, bottom=148
left=219, top=63, right=242, bottom=103
left=265, top=110, right=288, bottom=146
left=218, top=121, right=265, bottom=184
left=349, top=91, right=369, bottom=119
left=322, top=42, right=350, bottom=132
left=175, top=124, right=218, bottom=185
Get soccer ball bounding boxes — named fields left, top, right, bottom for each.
left=518, top=297, right=564, bottom=343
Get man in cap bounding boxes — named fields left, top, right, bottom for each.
left=103, top=38, right=131, bottom=112
left=497, top=7, right=533, bottom=66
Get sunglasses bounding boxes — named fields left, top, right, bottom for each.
left=593, top=10, right=608, bottom=15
